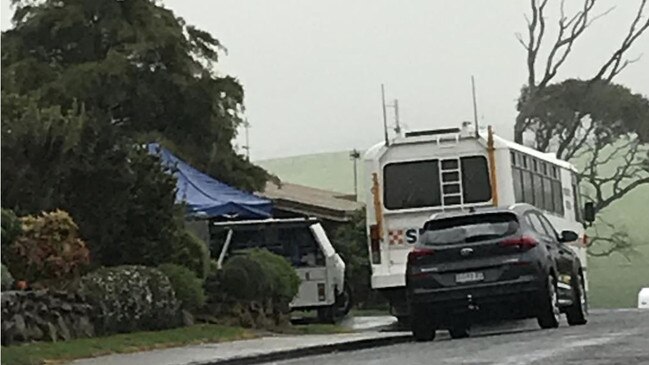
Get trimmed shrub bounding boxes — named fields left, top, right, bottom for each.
left=248, top=249, right=300, bottom=307
left=1, top=208, right=22, bottom=264
left=173, top=230, right=210, bottom=280
left=158, top=263, right=206, bottom=313
left=1, top=264, right=14, bottom=291
left=78, top=265, right=180, bottom=334
left=6, top=210, right=90, bottom=285
left=210, top=248, right=300, bottom=328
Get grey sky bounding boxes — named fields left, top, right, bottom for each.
left=2, top=0, right=648, bottom=160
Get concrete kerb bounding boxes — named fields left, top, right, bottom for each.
left=189, top=334, right=413, bottom=365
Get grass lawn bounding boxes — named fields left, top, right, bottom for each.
left=0, top=321, right=352, bottom=365
left=1, top=324, right=255, bottom=365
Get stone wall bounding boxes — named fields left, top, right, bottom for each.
left=1, top=290, right=95, bottom=345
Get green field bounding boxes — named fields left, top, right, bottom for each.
left=257, top=151, right=649, bottom=308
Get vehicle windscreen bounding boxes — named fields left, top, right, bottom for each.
left=421, top=213, right=519, bottom=246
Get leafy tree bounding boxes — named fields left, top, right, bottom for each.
left=2, top=0, right=268, bottom=191
left=1, top=91, right=184, bottom=267
left=521, top=79, right=649, bottom=257
left=514, top=0, right=649, bottom=257
left=2, top=0, right=270, bottom=265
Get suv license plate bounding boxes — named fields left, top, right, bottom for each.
left=455, top=272, right=484, bottom=283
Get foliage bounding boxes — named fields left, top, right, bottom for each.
left=5, top=210, right=90, bottom=285
left=172, top=230, right=210, bottom=280
left=517, top=79, right=649, bottom=256
left=1, top=0, right=268, bottom=192
left=513, top=1, right=649, bottom=256
left=1, top=264, right=14, bottom=291
left=220, top=249, right=300, bottom=307
left=248, top=249, right=301, bottom=305
left=205, top=249, right=299, bottom=328
left=333, top=209, right=385, bottom=309
left=1, top=208, right=22, bottom=263
left=1, top=324, right=254, bottom=365
left=78, top=265, right=180, bottom=334
left=1, top=94, right=184, bottom=267
left=158, top=263, right=206, bottom=313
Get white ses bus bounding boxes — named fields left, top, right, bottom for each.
left=363, top=123, right=595, bottom=320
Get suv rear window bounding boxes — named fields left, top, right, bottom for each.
left=421, top=213, right=519, bottom=245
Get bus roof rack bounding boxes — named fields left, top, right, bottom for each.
left=405, top=128, right=461, bottom=138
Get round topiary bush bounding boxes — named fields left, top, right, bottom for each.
left=78, top=265, right=180, bottom=334
left=247, top=249, right=300, bottom=307
left=158, top=263, right=206, bottom=313
left=214, top=248, right=300, bottom=327
left=173, top=230, right=210, bottom=280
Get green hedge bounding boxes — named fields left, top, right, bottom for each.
left=78, top=265, right=180, bottom=334
left=158, top=263, right=206, bottom=313
left=206, top=248, right=300, bottom=328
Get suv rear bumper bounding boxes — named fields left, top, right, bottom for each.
left=409, top=276, right=542, bottom=320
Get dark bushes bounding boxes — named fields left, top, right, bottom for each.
left=173, top=230, right=210, bottom=280
left=158, top=263, right=205, bottom=313
left=205, top=249, right=300, bottom=328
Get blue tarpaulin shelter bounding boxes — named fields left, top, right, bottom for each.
left=147, top=143, right=272, bottom=219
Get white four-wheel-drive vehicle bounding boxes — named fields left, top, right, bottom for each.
left=211, top=218, right=352, bottom=322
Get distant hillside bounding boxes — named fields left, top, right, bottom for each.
left=258, top=151, right=649, bottom=308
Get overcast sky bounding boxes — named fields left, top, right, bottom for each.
left=2, top=0, right=648, bottom=160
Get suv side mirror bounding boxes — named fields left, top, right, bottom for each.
left=584, top=202, right=595, bottom=225
left=559, top=230, right=579, bottom=243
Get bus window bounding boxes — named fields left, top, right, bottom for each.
left=512, top=167, right=523, bottom=202
left=460, top=156, right=491, bottom=203
left=543, top=176, right=554, bottom=212
left=572, top=173, right=582, bottom=222
left=533, top=174, right=544, bottom=207
left=552, top=180, right=564, bottom=216
left=384, top=160, right=441, bottom=209
left=522, top=170, right=533, bottom=204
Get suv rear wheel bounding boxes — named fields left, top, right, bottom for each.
left=537, top=275, right=561, bottom=329
left=566, top=274, right=588, bottom=326
left=411, top=306, right=436, bottom=342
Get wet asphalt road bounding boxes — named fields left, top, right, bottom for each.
left=272, top=309, right=649, bottom=365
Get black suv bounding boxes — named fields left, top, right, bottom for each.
left=406, top=204, right=588, bottom=341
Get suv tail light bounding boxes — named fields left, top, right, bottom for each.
left=499, top=235, right=538, bottom=249
left=407, top=247, right=435, bottom=263
left=369, top=224, right=381, bottom=264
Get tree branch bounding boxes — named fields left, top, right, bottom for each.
left=591, top=0, right=649, bottom=81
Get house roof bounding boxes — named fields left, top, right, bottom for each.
left=261, top=182, right=364, bottom=222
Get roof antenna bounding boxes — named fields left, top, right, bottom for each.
left=381, top=84, right=390, bottom=146
left=471, top=76, right=479, bottom=138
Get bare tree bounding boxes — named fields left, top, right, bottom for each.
left=514, top=0, right=649, bottom=257
left=515, top=0, right=649, bottom=145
